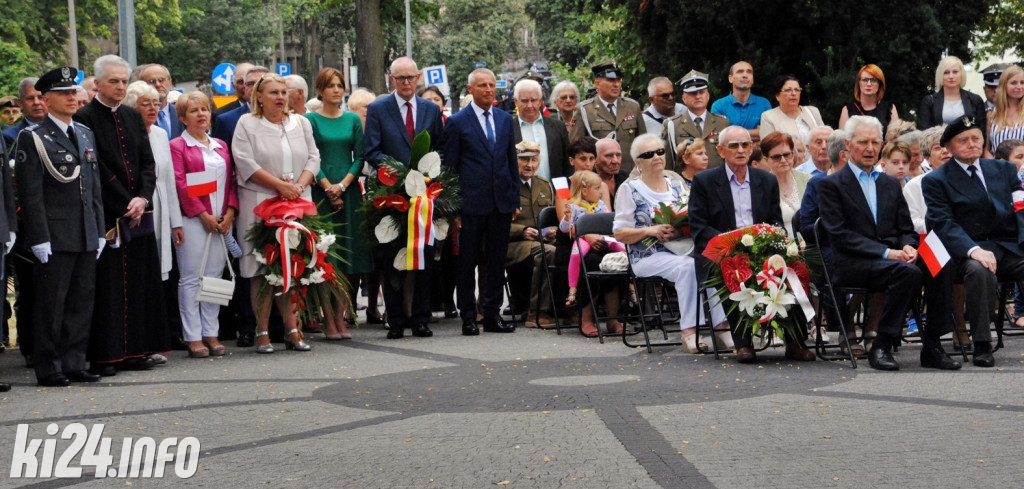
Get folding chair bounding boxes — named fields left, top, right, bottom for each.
left=993, top=281, right=1024, bottom=352
left=811, top=217, right=861, bottom=368
left=620, top=246, right=684, bottom=353
left=573, top=213, right=630, bottom=343
left=534, top=206, right=578, bottom=334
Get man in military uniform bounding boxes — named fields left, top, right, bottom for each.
left=15, top=67, right=106, bottom=386
left=507, top=141, right=557, bottom=327
left=569, top=59, right=646, bottom=173
left=662, top=70, right=730, bottom=170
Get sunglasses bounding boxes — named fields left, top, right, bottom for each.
left=654, top=93, right=674, bottom=100
left=638, top=148, right=666, bottom=159
left=768, top=151, right=793, bottom=161
left=725, top=141, right=753, bottom=150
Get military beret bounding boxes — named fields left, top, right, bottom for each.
left=940, top=116, right=983, bottom=146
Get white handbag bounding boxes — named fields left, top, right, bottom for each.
left=196, top=232, right=236, bottom=306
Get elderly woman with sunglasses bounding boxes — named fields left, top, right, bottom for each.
left=613, top=133, right=729, bottom=353
left=760, top=132, right=811, bottom=239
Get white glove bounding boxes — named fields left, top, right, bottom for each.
left=32, top=242, right=51, bottom=264
left=4, top=231, right=14, bottom=255
left=97, top=238, right=106, bottom=259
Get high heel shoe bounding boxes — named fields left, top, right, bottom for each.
left=284, top=328, right=312, bottom=351
left=255, top=331, right=275, bottom=354
left=713, top=327, right=735, bottom=351
left=203, top=337, right=227, bottom=356
left=187, top=341, right=209, bottom=358
left=681, top=331, right=707, bottom=354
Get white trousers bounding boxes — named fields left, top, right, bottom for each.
left=631, top=251, right=725, bottom=331
left=177, top=217, right=229, bottom=341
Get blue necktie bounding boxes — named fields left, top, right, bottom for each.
left=158, top=108, right=170, bottom=134
left=484, top=110, right=495, bottom=145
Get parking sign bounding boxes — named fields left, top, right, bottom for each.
left=422, top=65, right=450, bottom=98
left=276, top=63, right=291, bottom=76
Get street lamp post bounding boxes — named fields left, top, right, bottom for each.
left=118, top=0, right=137, bottom=67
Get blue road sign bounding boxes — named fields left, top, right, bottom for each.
left=424, top=66, right=446, bottom=85
left=212, top=63, right=236, bottom=95
left=276, top=63, right=292, bottom=76
left=75, top=71, right=85, bottom=85
left=495, top=80, right=508, bottom=90
left=473, top=61, right=487, bottom=69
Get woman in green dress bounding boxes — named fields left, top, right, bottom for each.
left=306, top=67, right=370, bottom=340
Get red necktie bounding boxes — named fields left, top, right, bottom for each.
left=405, top=102, right=415, bottom=142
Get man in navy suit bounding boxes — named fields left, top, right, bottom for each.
left=923, top=116, right=1024, bottom=368
left=690, top=125, right=812, bottom=363
left=2, top=78, right=47, bottom=148
left=363, top=56, right=445, bottom=339
left=211, top=65, right=268, bottom=152
left=139, top=64, right=183, bottom=139
left=819, top=116, right=926, bottom=371
left=443, top=68, right=519, bottom=335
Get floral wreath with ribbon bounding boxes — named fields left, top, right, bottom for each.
left=702, top=224, right=817, bottom=340
left=245, top=197, right=349, bottom=327
left=361, top=131, right=461, bottom=283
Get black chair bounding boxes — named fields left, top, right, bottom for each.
left=534, top=206, right=578, bottom=334
left=620, top=245, right=685, bottom=353
left=811, top=217, right=862, bottom=368
left=573, top=212, right=629, bottom=343
left=993, top=281, right=1024, bottom=352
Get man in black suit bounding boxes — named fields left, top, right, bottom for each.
left=16, top=67, right=106, bottom=386
left=512, top=79, right=570, bottom=180
left=923, top=116, right=1024, bottom=368
left=818, top=116, right=926, bottom=371
left=690, top=125, right=813, bottom=363
left=443, top=68, right=519, bottom=335
left=211, top=62, right=254, bottom=124
left=363, top=56, right=445, bottom=339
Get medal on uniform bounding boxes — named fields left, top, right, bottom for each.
left=59, top=165, right=68, bottom=175
left=65, top=154, right=73, bottom=162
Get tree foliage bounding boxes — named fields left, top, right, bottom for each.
left=526, top=0, right=591, bottom=67
left=974, top=0, right=1024, bottom=60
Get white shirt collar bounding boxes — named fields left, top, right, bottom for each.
left=96, top=97, right=121, bottom=112
left=688, top=109, right=707, bottom=121
left=394, top=92, right=416, bottom=110
left=183, top=131, right=222, bottom=150
left=956, top=159, right=979, bottom=171
left=598, top=96, right=618, bottom=109
left=47, top=113, right=70, bottom=133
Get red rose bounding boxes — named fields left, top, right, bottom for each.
left=721, top=254, right=752, bottom=293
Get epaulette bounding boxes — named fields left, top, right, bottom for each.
left=578, top=99, right=595, bottom=107
left=24, top=125, right=43, bottom=133
left=620, top=97, right=639, bottom=105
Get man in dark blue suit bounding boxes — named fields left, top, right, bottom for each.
left=819, top=116, right=926, bottom=371
left=690, top=126, right=812, bottom=363
left=923, top=116, right=1024, bottom=368
left=139, top=64, right=183, bottom=139
left=211, top=65, right=268, bottom=152
left=2, top=78, right=47, bottom=148
left=443, top=68, right=519, bottom=335
left=363, top=57, right=446, bottom=339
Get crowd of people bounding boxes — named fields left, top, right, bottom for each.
left=2, top=52, right=1024, bottom=391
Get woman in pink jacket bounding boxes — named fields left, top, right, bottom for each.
left=170, top=92, right=239, bottom=358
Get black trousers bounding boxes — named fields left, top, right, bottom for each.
left=920, top=262, right=953, bottom=349
left=833, top=255, right=923, bottom=341
left=33, top=251, right=95, bottom=380
left=457, top=213, right=512, bottom=321
left=374, top=246, right=433, bottom=330
left=958, top=252, right=1024, bottom=343
left=12, top=245, right=35, bottom=358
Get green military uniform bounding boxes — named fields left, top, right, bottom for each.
left=569, top=60, right=646, bottom=173
left=662, top=70, right=730, bottom=170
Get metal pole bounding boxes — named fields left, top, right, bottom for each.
left=404, top=0, right=412, bottom=58
left=117, top=0, right=137, bottom=66
left=68, top=0, right=79, bottom=68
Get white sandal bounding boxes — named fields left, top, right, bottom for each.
left=681, top=331, right=707, bottom=354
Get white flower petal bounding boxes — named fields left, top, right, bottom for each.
left=433, top=219, right=449, bottom=240
left=740, top=234, right=754, bottom=247
left=393, top=248, right=408, bottom=271
left=405, top=169, right=427, bottom=197
left=417, top=151, right=442, bottom=179
left=375, top=216, right=400, bottom=243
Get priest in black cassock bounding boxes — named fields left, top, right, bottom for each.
left=74, top=55, right=168, bottom=376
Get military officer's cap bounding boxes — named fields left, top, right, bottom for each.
left=35, top=66, right=80, bottom=94
left=591, top=59, right=622, bottom=80
left=518, top=70, right=545, bottom=84
left=0, top=96, right=16, bottom=108
left=982, top=68, right=1004, bottom=87
left=940, top=116, right=981, bottom=146
left=516, top=140, right=541, bottom=158
left=678, top=70, right=709, bottom=93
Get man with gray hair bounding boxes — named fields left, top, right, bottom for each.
left=642, top=77, right=677, bottom=135
left=140, top=63, right=182, bottom=138
left=213, top=62, right=255, bottom=120
left=513, top=78, right=569, bottom=180
left=2, top=78, right=46, bottom=147
left=284, top=74, right=308, bottom=115
left=795, top=125, right=834, bottom=176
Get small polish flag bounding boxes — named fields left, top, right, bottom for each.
left=919, top=230, right=951, bottom=277
left=1013, top=189, right=1024, bottom=212
left=552, top=177, right=570, bottom=200
left=186, top=170, right=217, bottom=198
left=358, top=176, right=366, bottom=195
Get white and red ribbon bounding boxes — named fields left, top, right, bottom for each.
left=267, top=218, right=317, bottom=294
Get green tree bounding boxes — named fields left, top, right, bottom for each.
left=0, top=41, right=39, bottom=95
left=974, top=0, right=1024, bottom=60
left=526, top=0, right=591, bottom=66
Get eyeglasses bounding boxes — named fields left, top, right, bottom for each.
left=654, top=93, right=674, bottom=100
left=145, top=77, right=169, bottom=86
left=391, top=75, right=418, bottom=84
left=859, top=77, right=880, bottom=85
left=725, top=141, right=753, bottom=150
left=136, top=100, right=157, bottom=109
left=768, top=151, right=793, bottom=161
left=781, top=87, right=802, bottom=94
left=558, top=95, right=578, bottom=101
left=244, top=80, right=257, bottom=87
left=637, top=148, right=666, bottom=160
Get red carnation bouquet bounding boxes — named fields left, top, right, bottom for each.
left=642, top=200, right=690, bottom=248
left=245, top=196, right=349, bottom=328
left=702, top=224, right=815, bottom=339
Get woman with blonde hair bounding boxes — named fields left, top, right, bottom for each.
left=345, top=89, right=376, bottom=129
left=985, top=66, right=1024, bottom=157
left=918, top=56, right=987, bottom=132
left=675, top=138, right=709, bottom=186
left=232, top=73, right=320, bottom=353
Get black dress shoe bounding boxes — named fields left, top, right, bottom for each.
left=236, top=332, right=255, bottom=347
left=444, top=309, right=459, bottom=319
left=920, top=346, right=962, bottom=370
left=386, top=326, right=405, bottom=339
left=120, top=357, right=155, bottom=371
left=482, top=316, right=515, bottom=333
left=412, top=324, right=433, bottom=337
left=972, top=342, right=995, bottom=368
left=868, top=347, right=900, bottom=371
left=0, top=382, right=10, bottom=392
left=735, top=346, right=757, bottom=363
left=23, top=354, right=33, bottom=369
left=365, top=314, right=385, bottom=324
left=38, top=373, right=70, bottom=387
left=64, top=370, right=102, bottom=382
left=462, top=319, right=480, bottom=336
left=89, top=365, right=117, bottom=377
